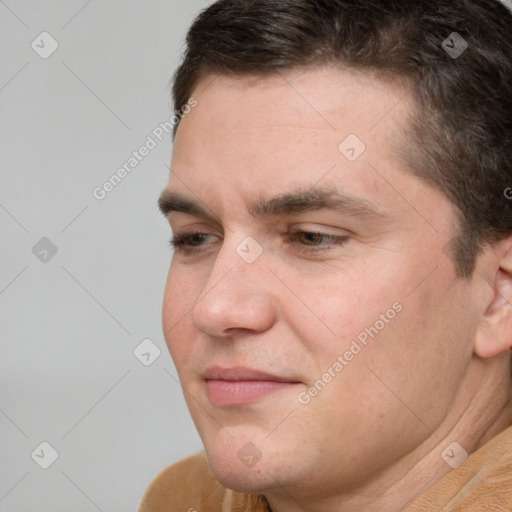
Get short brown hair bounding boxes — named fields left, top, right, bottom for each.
left=171, top=0, right=512, bottom=277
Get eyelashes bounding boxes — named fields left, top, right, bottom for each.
left=287, top=231, right=349, bottom=248
left=170, top=232, right=218, bottom=249
left=170, top=230, right=350, bottom=255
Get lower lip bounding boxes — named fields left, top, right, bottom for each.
left=205, top=379, right=298, bottom=407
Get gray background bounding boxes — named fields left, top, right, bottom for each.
left=0, top=1, right=207, bottom=510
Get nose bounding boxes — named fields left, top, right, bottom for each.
left=191, top=240, right=276, bottom=339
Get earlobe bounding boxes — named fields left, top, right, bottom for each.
left=474, top=249, right=512, bottom=359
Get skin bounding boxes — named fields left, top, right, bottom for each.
left=160, top=66, right=512, bottom=512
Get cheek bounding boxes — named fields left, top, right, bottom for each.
left=279, top=267, right=400, bottom=362
left=162, top=264, right=202, bottom=363
left=281, top=259, right=466, bottom=408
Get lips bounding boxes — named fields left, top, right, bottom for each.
left=202, top=366, right=297, bottom=382
left=202, top=366, right=301, bottom=407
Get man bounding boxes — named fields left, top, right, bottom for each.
left=140, top=0, right=512, bottom=510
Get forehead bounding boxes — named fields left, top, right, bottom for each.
left=167, top=66, right=447, bottom=228
left=180, top=66, right=413, bottom=137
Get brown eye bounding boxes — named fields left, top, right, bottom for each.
left=296, top=232, right=342, bottom=246
left=288, top=231, right=350, bottom=253
left=187, top=233, right=211, bottom=246
left=298, top=232, right=329, bottom=246
left=170, top=232, right=219, bottom=251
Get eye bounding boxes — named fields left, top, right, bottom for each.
left=170, top=231, right=219, bottom=252
left=169, top=229, right=349, bottom=257
left=288, top=230, right=349, bottom=251
left=293, top=232, right=341, bottom=246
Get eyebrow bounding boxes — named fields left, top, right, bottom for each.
left=158, top=188, right=389, bottom=223
left=159, top=191, right=211, bottom=219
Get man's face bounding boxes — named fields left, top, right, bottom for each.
left=160, top=67, right=482, bottom=499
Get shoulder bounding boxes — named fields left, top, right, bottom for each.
left=138, top=452, right=225, bottom=511
left=139, top=453, right=272, bottom=512
left=406, top=424, right=512, bottom=511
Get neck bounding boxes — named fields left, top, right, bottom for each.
left=264, top=358, right=512, bottom=512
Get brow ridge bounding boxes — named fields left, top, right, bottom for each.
left=158, top=188, right=388, bottom=222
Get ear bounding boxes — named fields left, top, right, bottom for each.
left=474, top=239, right=512, bottom=358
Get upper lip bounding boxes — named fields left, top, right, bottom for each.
left=202, top=366, right=299, bottom=383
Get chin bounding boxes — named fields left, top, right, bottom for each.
left=200, top=434, right=290, bottom=495
left=205, top=449, right=277, bottom=494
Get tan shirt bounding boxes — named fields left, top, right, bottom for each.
left=139, top=425, right=512, bottom=511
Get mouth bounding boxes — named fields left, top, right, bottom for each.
left=202, top=366, right=302, bottom=407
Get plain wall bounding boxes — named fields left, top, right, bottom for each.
left=0, top=1, right=208, bottom=510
